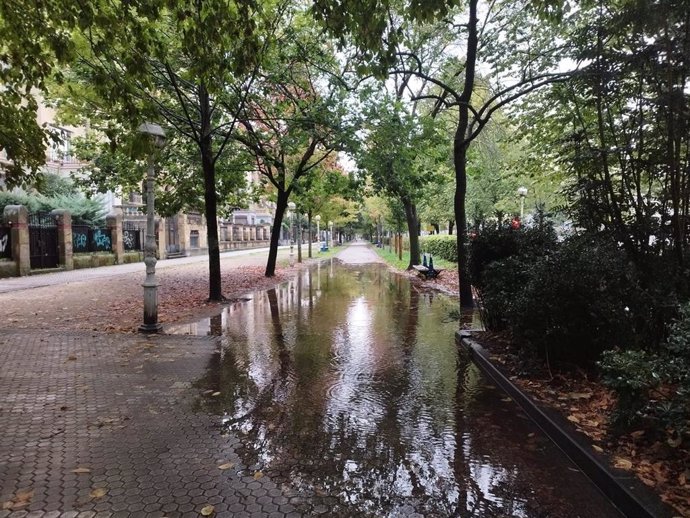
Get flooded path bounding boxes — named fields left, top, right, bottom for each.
left=172, top=253, right=621, bottom=517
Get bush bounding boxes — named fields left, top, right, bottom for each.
left=505, top=234, right=643, bottom=365
left=0, top=191, right=106, bottom=226
left=420, top=235, right=457, bottom=262
left=601, top=303, right=690, bottom=444
left=469, top=224, right=557, bottom=290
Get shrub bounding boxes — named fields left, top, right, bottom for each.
left=420, top=235, right=457, bottom=262
left=507, top=234, right=643, bottom=365
left=469, top=224, right=557, bottom=290
left=601, top=303, right=690, bottom=444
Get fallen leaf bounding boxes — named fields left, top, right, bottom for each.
left=593, top=445, right=604, bottom=453
left=567, top=414, right=581, bottom=424
left=217, top=463, right=234, bottom=470
left=211, top=392, right=221, bottom=397
left=200, top=505, right=215, bottom=516
left=90, top=488, right=107, bottom=499
left=253, top=471, right=264, bottom=480
left=614, top=457, right=633, bottom=470
left=72, top=467, right=91, bottom=473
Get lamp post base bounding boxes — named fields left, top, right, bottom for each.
left=138, top=322, right=163, bottom=333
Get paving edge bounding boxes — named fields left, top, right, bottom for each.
left=456, top=330, right=673, bottom=518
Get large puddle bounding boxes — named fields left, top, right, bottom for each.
left=171, top=261, right=621, bottom=517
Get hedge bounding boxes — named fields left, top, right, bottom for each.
left=420, top=235, right=457, bottom=263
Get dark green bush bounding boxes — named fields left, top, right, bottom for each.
left=420, top=235, right=457, bottom=262
left=506, top=234, right=642, bottom=365
left=601, top=303, right=690, bottom=443
left=469, top=224, right=557, bottom=290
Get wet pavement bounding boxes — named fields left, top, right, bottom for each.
left=0, top=244, right=623, bottom=517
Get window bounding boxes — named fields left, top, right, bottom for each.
left=190, top=230, right=200, bottom=249
left=49, top=128, right=72, bottom=162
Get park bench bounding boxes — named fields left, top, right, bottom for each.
left=412, top=254, right=442, bottom=279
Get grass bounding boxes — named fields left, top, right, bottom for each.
left=374, top=245, right=457, bottom=271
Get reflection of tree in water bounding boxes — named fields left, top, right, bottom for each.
left=193, top=265, right=611, bottom=517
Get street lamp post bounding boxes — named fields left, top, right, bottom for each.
left=517, top=186, right=528, bottom=219
left=315, top=215, right=321, bottom=251
left=288, top=201, right=296, bottom=262
left=138, top=123, right=166, bottom=334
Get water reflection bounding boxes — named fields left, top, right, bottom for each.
left=191, top=261, right=619, bottom=517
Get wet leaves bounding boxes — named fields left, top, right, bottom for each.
left=217, top=462, right=234, bottom=470
left=473, top=331, right=690, bottom=517
left=0, top=262, right=293, bottom=333
left=89, top=487, right=107, bottom=499
left=2, top=489, right=33, bottom=510
left=72, top=467, right=91, bottom=473
left=200, top=504, right=215, bottom=516
left=253, top=471, right=264, bottom=480
left=614, top=457, right=633, bottom=470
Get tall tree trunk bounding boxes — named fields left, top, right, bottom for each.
left=448, top=220, right=454, bottom=235
left=199, top=83, right=223, bottom=301
left=297, top=213, right=302, bottom=263
left=454, top=0, right=478, bottom=309
left=266, top=190, right=288, bottom=276
left=403, top=198, right=421, bottom=269
left=307, top=211, right=312, bottom=259
left=432, top=223, right=440, bottom=234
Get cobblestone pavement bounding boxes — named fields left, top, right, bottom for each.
left=0, top=329, right=303, bottom=517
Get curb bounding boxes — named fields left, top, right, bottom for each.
left=457, top=330, right=673, bottom=518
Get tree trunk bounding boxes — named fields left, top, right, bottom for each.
left=454, top=0, right=478, bottom=310
left=403, top=198, right=421, bottom=269
left=398, top=233, right=403, bottom=261
left=448, top=220, right=454, bottom=235
left=199, top=83, right=223, bottom=301
left=308, top=211, right=312, bottom=259
left=297, top=213, right=302, bottom=263
left=266, top=190, right=288, bottom=276
left=432, top=223, right=440, bottom=234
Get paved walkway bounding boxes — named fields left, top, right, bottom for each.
left=0, top=243, right=386, bottom=517
left=334, top=241, right=383, bottom=265
left=0, top=329, right=303, bottom=517
left=0, top=247, right=286, bottom=294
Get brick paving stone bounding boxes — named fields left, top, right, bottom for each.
left=0, top=329, right=302, bottom=517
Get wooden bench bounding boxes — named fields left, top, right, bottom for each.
left=412, top=264, right=442, bottom=279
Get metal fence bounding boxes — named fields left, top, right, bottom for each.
left=0, top=226, right=11, bottom=259
left=72, top=225, right=113, bottom=253
left=29, top=212, right=58, bottom=269
left=123, top=222, right=144, bottom=251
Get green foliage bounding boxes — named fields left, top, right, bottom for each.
left=601, top=304, right=690, bottom=444
left=506, top=235, right=643, bottom=365
left=469, top=224, right=557, bottom=290
left=0, top=191, right=106, bottom=226
left=0, top=191, right=42, bottom=214
left=420, top=235, right=457, bottom=263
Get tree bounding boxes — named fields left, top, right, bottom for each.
left=0, top=1, right=163, bottom=187
left=313, top=0, right=573, bottom=308
left=520, top=0, right=690, bottom=274
left=232, top=10, right=357, bottom=277
left=55, top=0, right=279, bottom=301
left=359, top=93, right=442, bottom=268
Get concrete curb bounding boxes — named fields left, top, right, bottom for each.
left=457, top=330, right=673, bottom=518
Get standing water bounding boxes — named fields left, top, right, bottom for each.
left=175, top=258, right=621, bottom=517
